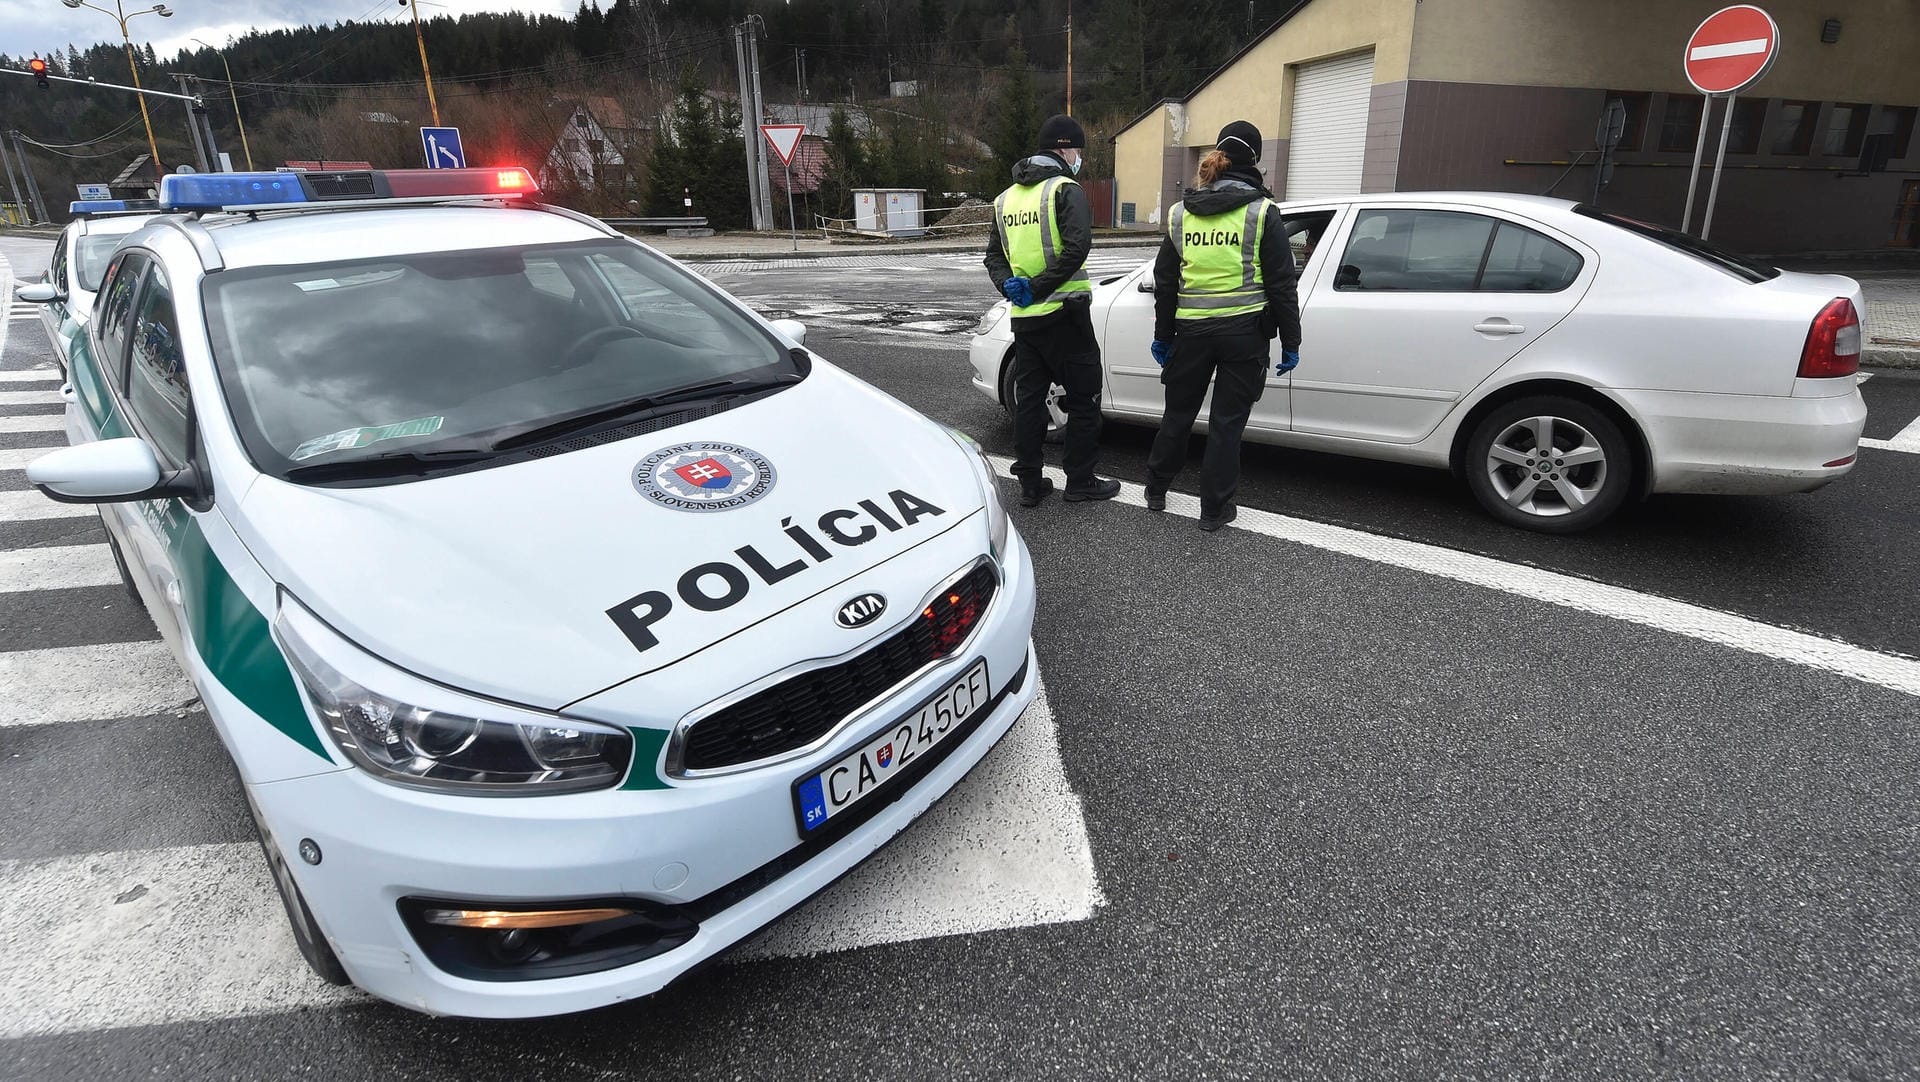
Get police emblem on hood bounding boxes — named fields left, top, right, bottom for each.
left=636, top=442, right=776, bottom=512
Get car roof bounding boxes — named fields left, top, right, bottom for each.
left=132, top=204, right=613, bottom=272
left=1289, top=191, right=1582, bottom=214
left=76, top=214, right=158, bottom=238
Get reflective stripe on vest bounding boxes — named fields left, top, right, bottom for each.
left=1169, top=199, right=1272, bottom=321
left=994, top=175, right=1092, bottom=318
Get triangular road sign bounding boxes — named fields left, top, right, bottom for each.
left=760, top=124, right=807, bottom=166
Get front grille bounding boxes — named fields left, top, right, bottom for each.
left=679, top=563, right=999, bottom=772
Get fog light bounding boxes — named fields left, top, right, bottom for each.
left=399, top=896, right=699, bottom=982
left=423, top=906, right=635, bottom=929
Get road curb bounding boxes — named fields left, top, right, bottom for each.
left=1864, top=348, right=1920, bottom=371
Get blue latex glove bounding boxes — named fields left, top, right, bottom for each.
left=1276, top=349, right=1300, bottom=376
left=1150, top=340, right=1171, bottom=367
left=1001, top=277, right=1033, bottom=307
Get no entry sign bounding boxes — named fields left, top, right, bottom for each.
left=1684, top=5, right=1780, bottom=95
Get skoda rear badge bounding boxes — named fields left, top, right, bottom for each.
left=635, top=442, right=777, bottom=513
left=836, top=592, right=887, bottom=629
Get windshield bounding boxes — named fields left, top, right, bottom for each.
left=75, top=232, right=134, bottom=292
left=1573, top=205, right=1780, bottom=283
left=203, top=239, right=800, bottom=477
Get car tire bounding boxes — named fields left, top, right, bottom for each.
left=997, top=351, right=1066, bottom=444
left=241, top=776, right=351, bottom=986
left=99, top=512, right=145, bottom=611
left=1464, top=395, right=1634, bottom=534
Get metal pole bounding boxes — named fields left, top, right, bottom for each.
left=0, top=135, right=27, bottom=225
left=199, top=106, right=223, bottom=171
left=1065, top=1, right=1073, bottom=117
left=1680, top=94, right=1713, bottom=233
left=405, top=0, right=441, bottom=126
left=786, top=158, right=797, bottom=251
left=10, top=132, right=48, bottom=223
left=1700, top=92, right=1738, bottom=240
left=122, top=28, right=164, bottom=179
left=176, top=74, right=210, bottom=172
left=196, top=40, right=255, bottom=170
left=748, top=22, right=774, bottom=230
left=734, top=23, right=767, bottom=231
left=0, top=66, right=199, bottom=100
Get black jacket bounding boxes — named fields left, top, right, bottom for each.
left=1152, top=170, right=1301, bottom=350
left=983, top=152, right=1094, bottom=328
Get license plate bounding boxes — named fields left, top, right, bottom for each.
left=794, top=659, right=990, bottom=833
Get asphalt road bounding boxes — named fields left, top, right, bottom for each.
left=5, top=236, right=1920, bottom=1080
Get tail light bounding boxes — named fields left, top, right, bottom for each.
left=1798, top=297, right=1861, bottom=378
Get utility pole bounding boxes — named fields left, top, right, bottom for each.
left=9, top=132, right=49, bottom=223
left=733, top=17, right=774, bottom=231
left=0, top=135, right=28, bottom=224
left=748, top=19, right=773, bottom=229
left=175, top=73, right=211, bottom=171
left=1065, top=0, right=1073, bottom=117
left=193, top=38, right=254, bottom=170
left=401, top=0, right=441, bottom=126
left=60, top=0, right=175, bottom=178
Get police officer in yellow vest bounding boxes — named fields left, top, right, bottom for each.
left=983, top=114, right=1121, bottom=507
left=1145, top=121, right=1302, bottom=531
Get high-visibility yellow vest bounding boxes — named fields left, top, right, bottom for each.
left=1169, top=197, right=1275, bottom=321
left=994, top=176, right=1092, bottom=317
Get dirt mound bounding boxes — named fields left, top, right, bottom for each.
left=932, top=197, right=994, bottom=234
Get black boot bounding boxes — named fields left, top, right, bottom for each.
left=1063, top=477, right=1121, bottom=503
left=1019, top=477, right=1056, bottom=507
left=1198, top=504, right=1237, bottom=532
left=1143, top=483, right=1167, bottom=512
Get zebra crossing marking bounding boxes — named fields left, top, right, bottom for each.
left=0, top=490, right=91, bottom=519
left=0, top=414, right=63, bottom=433
left=0, top=543, right=120, bottom=593
left=0, top=641, right=198, bottom=727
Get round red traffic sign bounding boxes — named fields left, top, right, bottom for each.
left=1684, top=5, right=1780, bottom=94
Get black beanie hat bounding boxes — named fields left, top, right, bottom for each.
left=1216, top=121, right=1262, bottom=167
left=1037, top=114, right=1087, bottom=150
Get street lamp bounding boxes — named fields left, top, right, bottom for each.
left=61, top=0, right=173, bottom=180
left=191, top=38, right=253, bottom=170
left=397, top=0, right=440, bottom=126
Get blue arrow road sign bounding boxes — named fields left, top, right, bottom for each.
left=420, top=126, right=465, bottom=169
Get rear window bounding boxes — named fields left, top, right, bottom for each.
left=1573, top=205, right=1780, bottom=283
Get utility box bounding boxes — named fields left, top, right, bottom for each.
left=853, top=188, right=925, bottom=237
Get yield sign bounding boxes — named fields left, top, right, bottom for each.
left=1684, top=5, right=1780, bottom=95
left=760, top=124, right=807, bottom=166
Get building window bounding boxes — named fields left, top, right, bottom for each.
left=1823, top=103, right=1870, bottom=156
left=1605, top=92, right=1650, bottom=151
left=1725, top=99, right=1768, bottom=154
left=1659, top=96, right=1704, bottom=152
left=1772, top=100, right=1819, bottom=155
left=1871, top=106, right=1917, bottom=160
left=1120, top=202, right=1136, bottom=225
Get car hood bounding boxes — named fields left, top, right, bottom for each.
left=233, top=367, right=986, bottom=709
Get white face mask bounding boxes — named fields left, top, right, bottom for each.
left=1069, top=156, right=1082, bottom=175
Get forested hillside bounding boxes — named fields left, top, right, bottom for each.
left=1, top=0, right=1298, bottom=225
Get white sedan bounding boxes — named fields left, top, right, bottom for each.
left=15, top=200, right=157, bottom=374
left=970, top=192, right=1867, bottom=532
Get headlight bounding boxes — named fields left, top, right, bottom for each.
left=947, top=428, right=1010, bottom=561
left=276, top=596, right=632, bottom=795
left=972, top=300, right=1009, bottom=337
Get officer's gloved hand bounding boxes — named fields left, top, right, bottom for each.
left=1276, top=349, right=1301, bottom=376
left=1002, top=277, right=1033, bottom=307
left=1150, top=340, right=1171, bottom=367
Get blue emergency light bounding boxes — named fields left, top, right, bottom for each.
left=158, top=167, right=538, bottom=212
left=159, top=173, right=308, bottom=211
left=68, top=198, right=159, bottom=216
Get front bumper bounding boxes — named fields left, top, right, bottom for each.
left=1620, top=384, right=1868, bottom=495
left=246, top=530, right=1039, bottom=1018
left=968, top=328, right=1010, bottom=406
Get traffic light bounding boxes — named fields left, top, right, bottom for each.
left=29, top=57, right=49, bottom=90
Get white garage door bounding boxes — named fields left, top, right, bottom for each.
left=1285, top=50, right=1374, bottom=200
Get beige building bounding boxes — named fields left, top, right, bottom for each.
left=1112, top=0, right=1920, bottom=251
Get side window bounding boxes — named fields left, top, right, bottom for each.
left=94, top=253, right=147, bottom=389
left=49, top=236, right=70, bottom=293
left=125, top=268, right=192, bottom=465
left=1335, top=209, right=1494, bottom=292
left=1478, top=223, right=1583, bottom=292
left=523, top=255, right=578, bottom=300
left=1282, top=211, right=1336, bottom=268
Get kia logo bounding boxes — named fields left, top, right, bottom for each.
left=836, top=593, right=887, bottom=629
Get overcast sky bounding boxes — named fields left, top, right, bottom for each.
left=1, top=0, right=577, bottom=62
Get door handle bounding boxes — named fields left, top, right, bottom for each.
left=1473, top=320, right=1527, bottom=336
left=59, top=383, right=77, bottom=402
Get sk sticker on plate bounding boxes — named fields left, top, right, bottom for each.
left=291, top=415, right=445, bottom=461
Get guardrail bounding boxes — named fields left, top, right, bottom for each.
left=600, top=216, right=710, bottom=230
left=814, top=203, right=992, bottom=238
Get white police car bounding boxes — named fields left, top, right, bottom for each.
left=16, top=199, right=159, bottom=374
left=25, top=167, right=1038, bottom=1018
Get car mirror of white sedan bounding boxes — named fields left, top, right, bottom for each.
left=16, top=282, right=63, bottom=304
left=768, top=318, right=807, bottom=348
left=26, top=438, right=178, bottom=502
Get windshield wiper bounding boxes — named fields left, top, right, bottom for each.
left=488, top=374, right=802, bottom=452
left=283, top=447, right=499, bottom=483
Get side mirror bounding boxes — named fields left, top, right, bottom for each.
left=16, top=282, right=63, bottom=304
left=769, top=318, right=807, bottom=348
left=26, top=438, right=193, bottom=503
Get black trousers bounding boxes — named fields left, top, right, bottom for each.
left=1010, top=302, right=1103, bottom=489
left=1145, top=332, right=1268, bottom=518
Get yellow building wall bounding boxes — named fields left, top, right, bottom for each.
left=1114, top=104, right=1178, bottom=227
left=1409, top=0, right=1920, bottom=104
left=1183, top=0, right=1417, bottom=141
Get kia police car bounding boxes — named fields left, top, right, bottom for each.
left=24, top=167, right=1038, bottom=1018
left=16, top=199, right=159, bottom=374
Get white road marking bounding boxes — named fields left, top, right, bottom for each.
left=1856, top=372, right=1874, bottom=383
left=995, top=456, right=1920, bottom=699
left=0, top=489, right=91, bottom=519
left=0, top=543, right=119, bottom=593
left=0, top=447, right=48, bottom=470
left=0, top=414, right=63, bottom=432
left=1690, top=37, right=1769, bottom=60
left=0, top=366, right=59, bottom=382
left=0, top=249, right=11, bottom=363
left=0, top=642, right=197, bottom=727
left=0, top=682, right=1101, bottom=1037
left=1862, top=415, right=1920, bottom=454
left=0, top=387, right=61, bottom=405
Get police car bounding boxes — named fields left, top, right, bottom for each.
left=23, top=167, right=1038, bottom=1018
left=16, top=199, right=160, bottom=374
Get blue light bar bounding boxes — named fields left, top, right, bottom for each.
left=159, top=173, right=309, bottom=211
left=70, top=199, right=128, bottom=214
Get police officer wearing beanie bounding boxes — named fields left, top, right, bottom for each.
left=983, top=113, right=1121, bottom=507
left=1144, top=120, right=1301, bottom=532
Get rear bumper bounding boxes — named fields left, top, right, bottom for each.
left=1621, top=384, right=1866, bottom=495
left=968, top=331, right=1009, bottom=405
